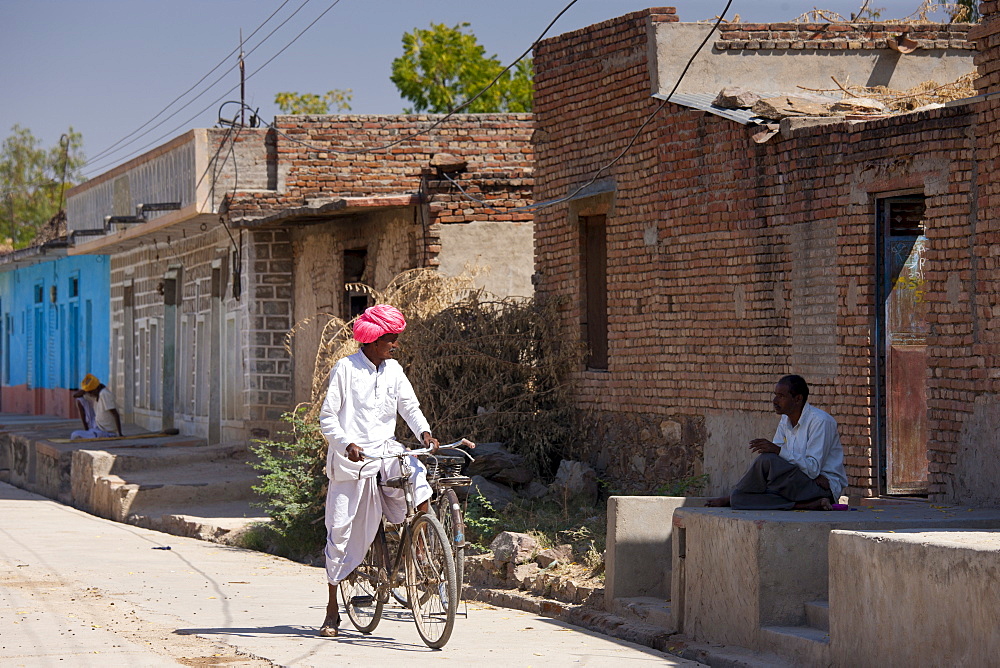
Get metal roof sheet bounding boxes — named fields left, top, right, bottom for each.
left=655, top=91, right=845, bottom=125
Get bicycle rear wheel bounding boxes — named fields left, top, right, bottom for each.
left=435, top=488, right=466, bottom=596
left=339, top=526, right=388, bottom=634
left=406, top=513, right=457, bottom=649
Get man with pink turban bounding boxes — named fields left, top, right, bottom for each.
left=317, top=304, right=439, bottom=637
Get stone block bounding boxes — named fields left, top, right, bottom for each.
left=829, top=529, right=1000, bottom=666
left=605, top=496, right=706, bottom=609
left=672, top=504, right=1000, bottom=654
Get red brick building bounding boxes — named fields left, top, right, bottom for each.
left=532, top=7, right=996, bottom=503
left=225, top=114, right=534, bottom=407
left=65, top=116, right=533, bottom=441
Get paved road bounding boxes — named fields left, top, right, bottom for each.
left=0, top=482, right=701, bottom=667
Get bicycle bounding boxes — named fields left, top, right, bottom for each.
left=338, top=443, right=459, bottom=649
left=385, top=439, right=475, bottom=608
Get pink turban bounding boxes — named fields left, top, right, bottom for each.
left=352, top=304, right=407, bottom=344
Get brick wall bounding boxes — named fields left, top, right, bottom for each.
left=222, top=115, right=535, bottom=414
left=534, top=7, right=993, bottom=501
left=714, top=21, right=975, bottom=50
left=951, top=3, right=1000, bottom=504
left=225, top=115, right=534, bottom=237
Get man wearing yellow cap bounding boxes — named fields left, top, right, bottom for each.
left=71, top=374, right=123, bottom=439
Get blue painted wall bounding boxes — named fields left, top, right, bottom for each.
left=0, top=255, right=110, bottom=390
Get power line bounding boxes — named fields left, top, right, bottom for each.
left=253, top=0, right=582, bottom=157
left=84, top=0, right=344, bottom=177
left=82, top=0, right=314, bottom=174
left=438, top=0, right=735, bottom=215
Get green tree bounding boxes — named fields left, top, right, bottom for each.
left=937, top=0, right=979, bottom=22
left=0, top=125, right=85, bottom=249
left=390, top=22, right=533, bottom=113
left=274, top=89, right=353, bottom=114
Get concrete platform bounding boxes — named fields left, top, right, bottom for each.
left=829, top=528, right=1000, bottom=667
left=0, top=412, right=266, bottom=542
left=671, top=501, right=1000, bottom=659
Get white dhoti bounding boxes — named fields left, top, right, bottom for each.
left=324, top=441, right=433, bottom=585
left=70, top=397, right=117, bottom=439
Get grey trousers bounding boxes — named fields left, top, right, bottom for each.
left=730, top=453, right=833, bottom=510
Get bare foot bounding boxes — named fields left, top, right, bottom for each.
left=705, top=496, right=731, bottom=507
left=793, top=497, right=832, bottom=511
left=319, top=613, right=340, bottom=637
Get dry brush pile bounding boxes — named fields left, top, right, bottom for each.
left=250, top=268, right=584, bottom=557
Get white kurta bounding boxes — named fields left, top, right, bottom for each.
left=772, top=402, right=848, bottom=500
left=318, top=350, right=433, bottom=584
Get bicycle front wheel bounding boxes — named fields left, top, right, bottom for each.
left=435, top=488, right=466, bottom=596
left=340, top=528, right=387, bottom=634
left=406, top=513, right=458, bottom=649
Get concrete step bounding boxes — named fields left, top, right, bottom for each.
left=608, top=596, right=675, bottom=632
left=759, top=625, right=831, bottom=667
left=805, top=600, right=829, bottom=632
left=127, top=498, right=269, bottom=542
left=125, top=460, right=262, bottom=512
left=99, top=441, right=247, bottom=474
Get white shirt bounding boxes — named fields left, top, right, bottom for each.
left=90, top=388, right=118, bottom=434
left=773, top=402, right=848, bottom=500
left=319, top=350, right=431, bottom=480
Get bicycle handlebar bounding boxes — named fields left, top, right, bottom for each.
left=354, top=438, right=476, bottom=478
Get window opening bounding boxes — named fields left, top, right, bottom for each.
left=581, top=215, right=609, bottom=370
left=344, top=248, right=369, bottom=320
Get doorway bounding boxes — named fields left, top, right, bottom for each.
left=875, top=195, right=929, bottom=495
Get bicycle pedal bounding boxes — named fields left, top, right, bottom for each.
left=350, top=595, right=374, bottom=606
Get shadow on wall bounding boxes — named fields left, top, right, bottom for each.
left=703, top=410, right=781, bottom=497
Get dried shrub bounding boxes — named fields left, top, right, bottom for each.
left=287, top=267, right=585, bottom=478
left=788, top=0, right=977, bottom=23
left=800, top=70, right=977, bottom=113
left=400, top=291, right=585, bottom=477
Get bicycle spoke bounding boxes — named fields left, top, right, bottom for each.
left=406, top=514, right=457, bottom=648
left=340, top=531, right=387, bottom=634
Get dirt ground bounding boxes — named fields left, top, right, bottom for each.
left=1, top=566, right=274, bottom=667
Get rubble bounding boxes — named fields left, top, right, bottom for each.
left=712, top=87, right=761, bottom=110
left=752, top=95, right=835, bottom=120
left=470, top=474, right=515, bottom=510
left=490, top=530, right=538, bottom=566
left=549, top=460, right=599, bottom=503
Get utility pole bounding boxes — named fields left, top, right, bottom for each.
left=239, top=29, right=246, bottom=127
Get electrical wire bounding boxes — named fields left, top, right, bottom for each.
left=239, top=0, right=582, bottom=157
left=83, top=0, right=296, bottom=169
left=83, top=0, right=345, bottom=177
left=83, top=0, right=323, bottom=176
left=435, top=0, right=735, bottom=215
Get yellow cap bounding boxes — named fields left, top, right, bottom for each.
left=81, top=374, right=100, bottom=392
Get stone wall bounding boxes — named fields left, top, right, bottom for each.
left=533, top=8, right=996, bottom=501
left=107, top=223, right=291, bottom=440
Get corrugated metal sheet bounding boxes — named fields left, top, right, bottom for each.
left=654, top=91, right=762, bottom=125
left=655, top=91, right=844, bottom=125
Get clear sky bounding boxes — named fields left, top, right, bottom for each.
left=0, top=0, right=956, bottom=178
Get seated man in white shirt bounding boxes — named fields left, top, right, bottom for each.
left=70, top=373, right=124, bottom=439
left=706, top=374, right=847, bottom=510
